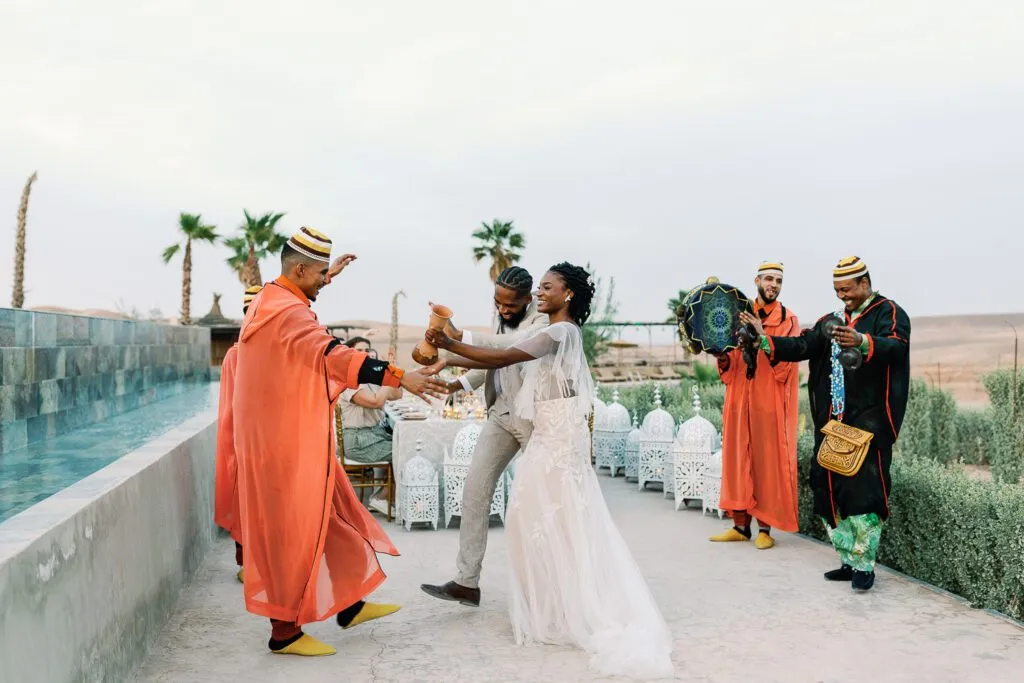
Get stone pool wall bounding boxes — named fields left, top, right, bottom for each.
left=0, top=402, right=218, bottom=683
left=0, top=309, right=210, bottom=454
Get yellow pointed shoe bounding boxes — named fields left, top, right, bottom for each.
left=236, top=568, right=244, bottom=584
left=755, top=531, right=775, bottom=550
left=709, top=527, right=750, bottom=543
left=272, top=634, right=337, bottom=657
left=342, top=602, right=401, bottom=630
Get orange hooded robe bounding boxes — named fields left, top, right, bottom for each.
left=214, top=344, right=242, bottom=544
left=717, top=301, right=800, bottom=532
left=234, top=277, right=400, bottom=625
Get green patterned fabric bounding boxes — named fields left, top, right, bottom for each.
left=823, top=513, right=883, bottom=572
left=342, top=424, right=393, bottom=464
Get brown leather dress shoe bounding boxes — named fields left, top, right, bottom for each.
left=420, top=581, right=481, bottom=607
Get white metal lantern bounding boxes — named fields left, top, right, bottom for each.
left=444, top=422, right=505, bottom=528
left=702, top=447, right=724, bottom=519
left=624, top=412, right=641, bottom=481
left=674, top=386, right=718, bottom=511
left=637, top=387, right=676, bottom=491
left=400, top=439, right=440, bottom=530
left=663, top=415, right=686, bottom=499
left=591, top=385, right=607, bottom=465
left=594, top=389, right=631, bottom=477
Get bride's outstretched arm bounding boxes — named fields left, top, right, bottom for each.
left=426, top=328, right=533, bottom=369
left=443, top=356, right=501, bottom=370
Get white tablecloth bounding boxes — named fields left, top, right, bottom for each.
left=388, top=409, right=487, bottom=526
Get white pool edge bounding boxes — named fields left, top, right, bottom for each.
left=0, top=404, right=219, bottom=683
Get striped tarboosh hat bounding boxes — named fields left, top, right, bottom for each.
left=833, top=256, right=869, bottom=282
left=287, top=227, right=332, bottom=262
left=243, top=285, right=262, bottom=312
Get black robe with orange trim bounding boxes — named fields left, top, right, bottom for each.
left=768, top=294, right=910, bottom=525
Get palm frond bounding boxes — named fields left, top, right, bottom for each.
left=162, top=244, right=181, bottom=264
left=193, top=224, right=219, bottom=242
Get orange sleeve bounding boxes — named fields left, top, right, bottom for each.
left=324, top=347, right=364, bottom=402
left=717, top=348, right=742, bottom=385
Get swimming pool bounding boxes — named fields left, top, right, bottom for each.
left=0, top=383, right=217, bottom=523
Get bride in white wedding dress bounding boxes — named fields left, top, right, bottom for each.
left=427, top=263, right=674, bottom=680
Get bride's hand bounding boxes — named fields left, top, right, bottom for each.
left=425, top=328, right=454, bottom=350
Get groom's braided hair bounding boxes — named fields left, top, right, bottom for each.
left=496, top=266, right=533, bottom=294
left=548, top=262, right=595, bottom=326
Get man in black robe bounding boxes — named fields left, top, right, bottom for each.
left=739, top=256, right=910, bottom=591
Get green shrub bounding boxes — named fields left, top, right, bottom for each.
left=797, top=437, right=1024, bottom=620
left=983, top=370, right=1024, bottom=484
left=954, top=409, right=995, bottom=465
left=598, top=380, right=726, bottom=430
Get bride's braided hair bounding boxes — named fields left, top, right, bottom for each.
left=548, top=262, right=596, bottom=325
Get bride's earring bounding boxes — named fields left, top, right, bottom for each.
left=565, top=295, right=573, bottom=303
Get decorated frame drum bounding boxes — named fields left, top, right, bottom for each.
left=676, top=279, right=754, bottom=355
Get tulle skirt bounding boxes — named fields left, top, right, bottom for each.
left=506, top=398, right=674, bottom=680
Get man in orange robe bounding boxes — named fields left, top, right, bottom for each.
left=214, top=285, right=263, bottom=583
left=711, top=261, right=800, bottom=549
left=234, top=227, right=445, bottom=656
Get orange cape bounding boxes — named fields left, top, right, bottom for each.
left=718, top=302, right=800, bottom=532
left=234, top=278, right=399, bottom=624
left=214, top=344, right=242, bottom=543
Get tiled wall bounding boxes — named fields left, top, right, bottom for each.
left=0, top=309, right=210, bottom=453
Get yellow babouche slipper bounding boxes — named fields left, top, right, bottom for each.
left=272, top=634, right=337, bottom=657
left=709, top=528, right=750, bottom=543
left=755, top=532, right=775, bottom=550
left=342, top=602, right=401, bottom=630
left=236, top=568, right=244, bottom=584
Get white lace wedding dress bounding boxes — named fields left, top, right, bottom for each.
left=506, top=321, right=674, bottom=680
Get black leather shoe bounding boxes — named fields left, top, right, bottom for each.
left=420, top=581, right=481, bottom=607
left=852, top=570, right=876, bottom=592
left=824, top=564, right=854, bottom=582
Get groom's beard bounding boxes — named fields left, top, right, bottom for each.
left=500, top=305, right=530, bottom=331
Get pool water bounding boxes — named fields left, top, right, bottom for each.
left=0, top=384, right=216, bottom=523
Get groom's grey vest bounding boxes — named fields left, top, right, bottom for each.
left=462, top=301, right=548, bottom=436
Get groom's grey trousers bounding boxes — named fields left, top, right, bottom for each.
left=455, top=395, right=532, bottom=589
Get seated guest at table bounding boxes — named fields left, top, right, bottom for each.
left=339, top=337, right=401, bottom=514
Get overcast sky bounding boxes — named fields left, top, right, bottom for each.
left=3, top=1, right=1023, bottom=339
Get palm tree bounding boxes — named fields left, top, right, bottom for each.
left=163, top=213, right=218, bottom=325
left=471, top=219, right=525, bottom=282
left=666, top=288, right=691, bottom=322
left=225, top=210, right=288, bottom=287
left=11, top=171, right=38, bottom=309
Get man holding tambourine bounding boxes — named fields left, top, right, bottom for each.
left=738, top=256, right=911, bottom=592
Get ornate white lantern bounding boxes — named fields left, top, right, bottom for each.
left=702, top=448, right=724, bottom=519
left=400, top=439, right=440, bottom=530
left=624, top=412, right=641, bottom=481
left=594, top=390, right=631, bottom=477
left=443, top=423, right=505, bottom=528
left=637, top=387, right=676, bottom=491
left=591, top=385, right=607, bottom=464
left=674, top=387, right=718, bottom=511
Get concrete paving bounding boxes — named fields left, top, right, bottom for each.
left=134, top=477, right=1024, bottom=683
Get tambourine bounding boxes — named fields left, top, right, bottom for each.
left=676, top=278, right=755, bottom=355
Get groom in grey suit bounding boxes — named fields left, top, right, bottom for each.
left=422, top=266, right=548, bottom=606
